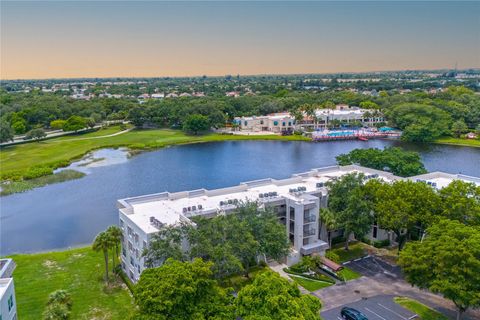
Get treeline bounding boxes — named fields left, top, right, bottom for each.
left=1, top=85, right=479, bottom=143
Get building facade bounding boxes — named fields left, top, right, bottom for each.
left=0, top=259, right=17, bottom=320
left=234, top=113, right=295, bottom=133
left=117, top=165, right=480, bottom=283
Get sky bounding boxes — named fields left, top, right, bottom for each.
left=1, top=1, right=479, bottom=80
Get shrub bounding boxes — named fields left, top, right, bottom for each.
left=373, top=239, right=390, bottom=248
left=325, top=251, right=340, bottom=263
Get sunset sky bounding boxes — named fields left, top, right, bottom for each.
left=1, top=1, right=479, bottom=80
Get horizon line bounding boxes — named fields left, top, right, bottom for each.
left=2, top=66, right=479, bottom=82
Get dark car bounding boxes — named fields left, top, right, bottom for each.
left=340, top=307, right=369, bottom=320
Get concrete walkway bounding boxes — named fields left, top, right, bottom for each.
left=268, top=261, right=310, bottom=294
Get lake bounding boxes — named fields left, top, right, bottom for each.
left=1, top=139, right=479, bottom=255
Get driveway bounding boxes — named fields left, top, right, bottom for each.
left=322, top=295, right=416, bottom=320
left=313, top=256, right=480, bottom=320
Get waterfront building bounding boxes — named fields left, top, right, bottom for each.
left=234, top=113, right=295, bottom=133
left=298, top=106, right=385, bottom=130
left=0, top=259, right=17, bottom=320
left=117, top=165, right=480, bottom=283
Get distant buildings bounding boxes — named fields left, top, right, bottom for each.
left=234, top=113, right=295, bottom=133
left=0, top=259, right=17, bottom=320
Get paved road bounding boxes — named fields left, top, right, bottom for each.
left=314, top=256, right=480, bottom=320
left=322, top=295, right=416, bottom=320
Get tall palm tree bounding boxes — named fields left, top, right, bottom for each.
left=106, top=225, right=122, bottom=271
left=92, top=231, right=110, bottom=281
left=319, top=208, right=337, bottom=249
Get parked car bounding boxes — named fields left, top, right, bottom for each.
left=340, top=307, right=369, bottom=320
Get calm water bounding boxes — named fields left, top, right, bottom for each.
left=1, top=140, right=479, bottom=255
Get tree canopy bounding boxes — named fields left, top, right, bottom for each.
left=235, top=271, right=321, bottom=320
left=336, top=147, right=427, bottom=177
left=399, top=220, right=480, bottom=320
left=134, top=258, right=233, bottom=320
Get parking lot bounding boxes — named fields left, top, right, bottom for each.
left=321, top=295, right=417, bottom=320
left=344, top=256, right=401, bottom=279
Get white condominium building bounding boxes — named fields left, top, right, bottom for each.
left=117, top=165, right=479, bottom=283
left=0, top=259, right=17, bottom=320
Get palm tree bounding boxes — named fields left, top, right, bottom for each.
left=319, top=208, right=337, bottom=249
left=92, top=231, right=110, bottom=281
left=106, top=225, right=122, bottom=271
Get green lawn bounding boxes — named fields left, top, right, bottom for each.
left=8, top=247, right=134, bottom=320
left=337, top=267, right=361, bottom=281
left=435, top=137, right=480, bottom=148
left=329, top=242, right=367, bottom=263
left=394, top=297, right=448, bottom=320
left=0, top=126, right=309, bottom=180
left=290, top=275, right=333, bottom=291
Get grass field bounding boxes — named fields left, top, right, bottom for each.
left=329, top=242, right=368, bottom=263
left=290, top=275, right=333, bottom=291
left=9, top=247, right=135, bottom=320
left=435, top=137, right=480, bottom=147
left=394, top=297, right=448, bottom=320
left=0, top=126, right=309, bottom=181
left=337, top=267, right=361, bottom=281
left=222, top=266, right=271, bottom=292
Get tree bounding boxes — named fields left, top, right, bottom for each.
left=388, top=103, right=452, bottom=142
left=399, top=220, right=480, bottom=320
left=92, top=231, right=111, bottom=281
left=50, top=120, right=66, bottom=130
left=336, top=147, right=427, bottom=177
left=235, top=271, right=321, bottom=320
left=319, top=208, right=337, bottom=248
left=367, top=179, right=441, bottom=253
left=187, top=202, right=290, bottom=279
left=86, top=117, right=96, bottom=128
left=182, top=114, right=210, bottom=135
left=63, top=116, right=87, bottom=132
left=0, top=120, right=14, bottom=142
left=43, top=290, right=72, bottom=320
left=24, top=128, right=47, bottom=141
left=439, top=180, right=480, bottom=226
left=106, top=225, right=123, bottom=271
left=143, top=225, right=186, bottom=268
left=451, top=120, right=468, bottom=138
left=134, top=258, right=233, bottom=319
left=325, top=173, right=373, bottom=250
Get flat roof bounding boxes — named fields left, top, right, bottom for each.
left=119, top=165, right=479, bottom=234
left=118, top=165, right=398, bottom=234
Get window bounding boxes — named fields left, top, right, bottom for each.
left=127, top=226, right=132, bottom=237
left=8, top=294, right=14, bottom=311
left=244, top=121, right=248, bottom=126
left=122, top=248, right=126, bottom=257
left=129, top=270, right=134, bottom=280
left=260, top=120, right=264, bottom=125
left=122, top=262, right=126, bottom=270
left=289, top=207, right=295, bottom=220
left=373, top=226, right=378, bottom=239
left=288, top=122, right=292, bottom=126
left=130, top=256, right=135, bottom=266
left=134, top=233, right=139, bottom=244
left=120, top=219, right=124, bottom=228
left=137, top=265, right=141, bottom=273
left=143, top=240, right=147, bottom=249
left=282, top=122, right=286, bottom=126
left=273, top=121, right=278, bottom=126
left=128, top=241, right=133, bottom=251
